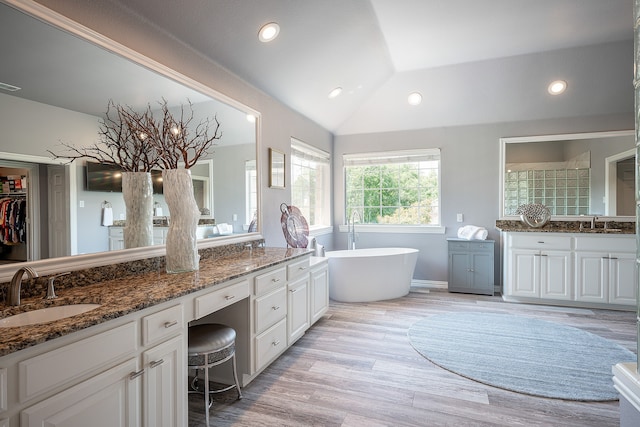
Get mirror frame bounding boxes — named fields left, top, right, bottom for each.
left=0, top=0, right=262, bottom=283
left=499, top=129, right=635, bottom=220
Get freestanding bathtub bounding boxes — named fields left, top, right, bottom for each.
left=325, top=247, right=419, bottom=303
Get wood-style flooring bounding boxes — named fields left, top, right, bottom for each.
left=189, top=289, right=637, bottom=427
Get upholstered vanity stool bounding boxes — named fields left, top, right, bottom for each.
left=188, top=323, right=242, bottom=427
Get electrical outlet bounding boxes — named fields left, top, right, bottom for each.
left=233, top=213, right=238, bottom=221
left=456, top=213, right=464, bottom=222
left=79, top=200, right=84, bottom=208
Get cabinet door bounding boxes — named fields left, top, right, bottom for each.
left=540, top=251, right=572, bottom=300
left=21, top=358, right=140, bottom=427
left=287, top=275, right=309, bottom=345
left=142, top=335, right=185, bottom=427
left=609, top=252, right=637, bottom=305
left=470, top=252, right=494, bottom=294
left=575, top=252, right=608, bottom=303
left=310, top=264, right=329, bottom=325
left=508, top=249, right=539, bottom=297
left=448, top=252, right=471, bottom=290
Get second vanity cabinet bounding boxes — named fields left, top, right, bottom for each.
left=503, top=232, right=637, bottom=308
left=1, top=252, right=322, bottom=426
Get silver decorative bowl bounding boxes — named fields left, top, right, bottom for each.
left=516, top=203, right=551, bottom=228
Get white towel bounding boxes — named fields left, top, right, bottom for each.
left=216, top=223, right=233, bottom=235
left=102, top=207, right=113, bottom=226
left=457, top=225, right=488, bottom=240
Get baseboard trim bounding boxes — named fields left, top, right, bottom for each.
left=411, top=279, right=447, bottom=290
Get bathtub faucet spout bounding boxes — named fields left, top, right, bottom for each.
left=348, top=210, right=362, bottom=250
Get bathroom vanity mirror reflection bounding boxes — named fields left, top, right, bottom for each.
left=499, top=130, right=634, bottom=219
left=0, top=1, right=259, bottom=266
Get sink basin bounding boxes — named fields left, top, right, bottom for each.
left=0, top=304, right=101, bottom=328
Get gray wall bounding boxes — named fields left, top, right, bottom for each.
left=333, top=113, right=633, bottom=285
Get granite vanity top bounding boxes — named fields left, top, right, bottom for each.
left=0, top=247, right=309, bottom=357
left=495, top=219, right=635, bottom=234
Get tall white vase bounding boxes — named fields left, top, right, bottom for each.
left=162, top=169, right=200, bottom=273
left=121, top=171, right=153, bottom=249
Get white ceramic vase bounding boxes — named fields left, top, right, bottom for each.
left=162, top=169, right=200, bottom=273
left=121, top=171, right=154, bottom=249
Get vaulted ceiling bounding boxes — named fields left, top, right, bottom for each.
left=3, top=1, right=635, bottom=136
left=109, top=0, right=634, bottom=136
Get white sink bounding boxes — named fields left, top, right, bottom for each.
left=0, top=304, right=101, bottom=328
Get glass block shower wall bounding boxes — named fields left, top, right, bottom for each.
left=504, top=168, right=590, bottom=215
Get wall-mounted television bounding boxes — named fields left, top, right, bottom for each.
left=85, top=162, right=163, bottom=194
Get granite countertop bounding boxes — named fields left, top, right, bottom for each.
left=0, top=247, right=310, bottom=357
left=495, top=219, right=635, bottom=234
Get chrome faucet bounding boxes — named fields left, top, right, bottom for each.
left=7, top=266, right=38, bottom=306
left=348, top=210, right=362, bottom=250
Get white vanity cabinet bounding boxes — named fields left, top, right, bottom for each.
left=309, top=257, right=329, bottom=325
left=253, top=266, right=288, bottom=373
left=503, top=231, right=637, bottom=308
left=574, top=236, right=637, bottom=306
left=287, top=258, right=310, bottom=345
left=108, top=227, right=125, bottom=250
left=505, top=234, right=572, bottom=300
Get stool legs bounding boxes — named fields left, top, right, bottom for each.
left=189, top=352, right=242, bottom=427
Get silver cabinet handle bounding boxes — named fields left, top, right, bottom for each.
left=298, top=266, right=307, bottom=271
left=289, top=288, right=298, bottom=293
left=129, top=369, right=145, bottom=380
left=164, top=320, right=178, bottom=328
left=272, top=305, right=280, bottom=310
left=271, top=278, right=280, bottom=283
left=272, top=340, right=280, bottom=347
left=149, top=359, right=164, bottom=369
left=225, top=295, right=236, bottom=300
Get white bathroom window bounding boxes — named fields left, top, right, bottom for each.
left=291, top=138, right=331, bottom=229
left=344, top=149, right=441, bottom=226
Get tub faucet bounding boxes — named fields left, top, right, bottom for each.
left=7, top=266, right=38, bottom=306
left=348, top=210, right=362, bottom=250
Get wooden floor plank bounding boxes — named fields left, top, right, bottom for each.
left=189, top=289, right=636, bottom=426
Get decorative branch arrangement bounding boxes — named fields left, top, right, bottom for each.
left=49, top=100, right=159, bottom=171
left=49, top=98, right=222, bottom=170
left=146, top=99, right=222, bottom=169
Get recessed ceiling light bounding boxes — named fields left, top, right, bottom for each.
left=408, top=92, right=422, bottom=106
left=548, top=80, right=567, bottom=95
left=328, top=87, right=343, bottom=99
left=258, top=22, right=280, bottom=42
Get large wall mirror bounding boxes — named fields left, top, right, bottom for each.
left=499, top=130, right=634, bottom=219
left=0, top=1, right=260, bottom=280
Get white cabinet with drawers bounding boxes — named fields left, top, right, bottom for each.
left=503, top=231, right=636, bottom=309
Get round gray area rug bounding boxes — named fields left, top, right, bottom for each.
left=407, top=312, right=637, bottom=401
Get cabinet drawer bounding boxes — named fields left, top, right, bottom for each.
left=574, top=235, right=635, bottom=253
left=448, top=240, right=494, bottom=252
left=255, top=287, right=287, bottom=334
left=507, top=233, right=571, bottom=250
left=108, top=227, right=123, bottom=237
left=255, top=318, right=287, bottom=371
left=287, top=257, right=310, bottom=281
left=194, top=280, right=250, bottom=320
left=254, top=267, right=286, bottom=296
left=19, top=321, right=137, bottom=403
left=142, top=304, right=184, bottom=346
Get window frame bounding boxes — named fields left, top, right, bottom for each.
left=342, top=148, right=444, bottom=234
left=290, top=138, right=332, bottom=233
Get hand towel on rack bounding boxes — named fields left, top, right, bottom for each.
left=457, top=225, right=488, bottom=240
left=102, top=207, right=113, bottom=226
